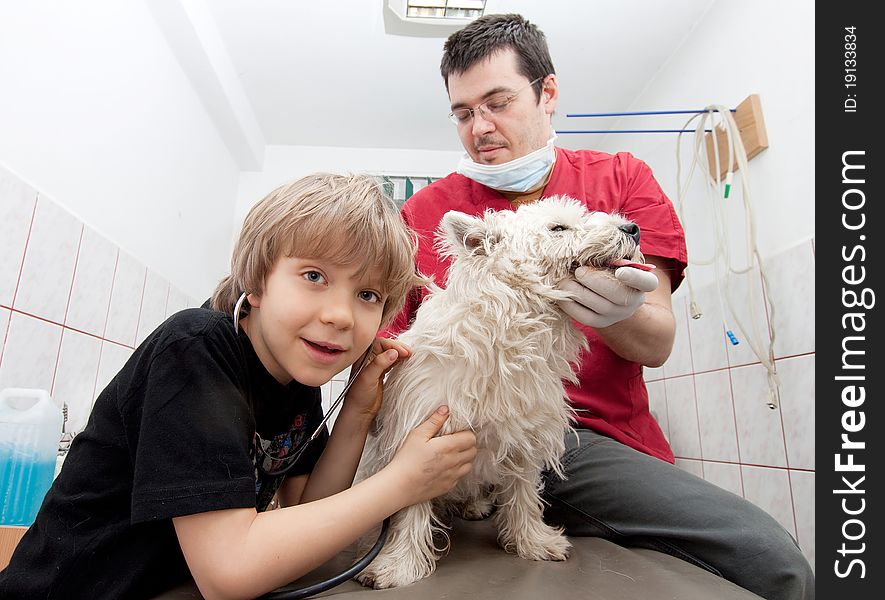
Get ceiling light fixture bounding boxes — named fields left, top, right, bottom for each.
left=405, top=0, right=486, bottom=20
left=384, top=0, right=486, bottom=37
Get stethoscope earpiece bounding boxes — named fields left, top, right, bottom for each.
left=233, top=292, right=249, bottom=334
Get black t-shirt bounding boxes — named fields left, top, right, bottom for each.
left=0, top=308, right=329, bottom=599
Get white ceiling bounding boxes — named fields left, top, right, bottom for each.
left=159, top=0, right=716, bottom=162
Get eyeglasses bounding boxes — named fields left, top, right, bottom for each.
left=448, top=77, right=545, bottom=126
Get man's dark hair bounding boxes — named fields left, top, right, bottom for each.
left=440, top=13, right=555, bottom=101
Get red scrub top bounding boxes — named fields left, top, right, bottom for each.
left=385, top=147, right=688, bottom=463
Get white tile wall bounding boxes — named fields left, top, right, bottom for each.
left=0, top=307, right=11, bottom=365
left=104, top=252, right=146, bottom=347
left=702, top=461, right=743, bottom=497
left=52, top=329, right=103, bottom=432
left=777, top=354, right=815, bottom=470
left=653, top=239, right=815, bottom=571
left=0, top=312, right=62, bottom=393
left=731, top=363, right=788, bottom=468
left=646, top=379, right=669, bottom=441
left=66, top=226, right=118, bottom=337
left=741, top=465, right=796, bottom=538
left=95, top=341, right=133, bottom=397
left=663, top=296, right=693, bottom=377
left=674, top=457, right=703, bottom=478
left=789, top=470, right=815, bottom=571
left=687, top=283, right=729, bottom=373
left=643, top=363, right=664, bottom=381
left=14, top=197, right=82, bottom=323
left=724, top=266, right=772, bottom=368
left=663, top=375, right=701, bottom=460
left=765, top=242, right=815, bottom=358
left=695, top=370, right=739, bottom=462
left=0, top=169, right=37, bottom=307
left=136, top=270, right=170, bottom=345
left=0, top=166, right=195, bottom=436
left=319, top=367, right=354, bottom=432
left=165, top=287, right=189, bottom=319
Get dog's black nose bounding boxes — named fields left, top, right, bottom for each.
left=618, top=223, right=641, bottom=244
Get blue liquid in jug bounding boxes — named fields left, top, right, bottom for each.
left=0, top=446, right=56, bottom=526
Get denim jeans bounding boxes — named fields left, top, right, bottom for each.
left=541, top=429, right=814, bottom=600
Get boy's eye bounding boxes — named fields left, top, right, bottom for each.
left=303, top=271, right=326, bottom=284
left=359, top=290, right=382, bottom=303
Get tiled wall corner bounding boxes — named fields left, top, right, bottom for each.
left=650, top=238, right=816, bottom=572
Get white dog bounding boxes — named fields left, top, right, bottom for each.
left=356, top=196, right=644, bottom=589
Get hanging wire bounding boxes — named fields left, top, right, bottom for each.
left=674, top=106, right=780, bottom=410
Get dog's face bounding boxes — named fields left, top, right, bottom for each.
left=438, top=195, right=643, bottom=291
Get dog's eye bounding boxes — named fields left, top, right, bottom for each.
left=549, top=224, right=568, bottom=232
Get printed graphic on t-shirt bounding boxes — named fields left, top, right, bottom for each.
left=252, top=414, right=311, bottom=511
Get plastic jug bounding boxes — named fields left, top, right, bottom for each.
left=0, top=388, right=63, bottom=526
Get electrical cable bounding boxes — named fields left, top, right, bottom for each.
left=674, top=105, right=780, bottom=409
left=260, top=517, right=391, bottom=600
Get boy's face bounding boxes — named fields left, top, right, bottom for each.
left=241, top=256, right=386, bottom=386
left=447, top=49, right=557, bottom=165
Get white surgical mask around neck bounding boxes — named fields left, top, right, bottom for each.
left=457, top=134, right=557, bottom=193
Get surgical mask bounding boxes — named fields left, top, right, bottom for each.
left=457, top=135, right=557, bottom=193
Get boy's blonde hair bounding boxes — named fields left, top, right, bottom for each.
left=211, top=172, right=425, bottom=327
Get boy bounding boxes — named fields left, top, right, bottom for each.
left=0, top=173, right=477, bottom=600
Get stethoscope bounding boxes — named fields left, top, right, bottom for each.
left=232, top=292, right=391, bottom=599
left=252, top=348, right=374, bottom=477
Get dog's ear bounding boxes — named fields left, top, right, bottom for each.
left=439, top=211, right=489, bottom=256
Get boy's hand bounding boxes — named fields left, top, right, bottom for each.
left=343, top=337, right=411, bottom=423
left=386, top=406, right=477, bottom=506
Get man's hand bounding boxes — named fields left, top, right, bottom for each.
left=557, top=266, right=659, bottom=329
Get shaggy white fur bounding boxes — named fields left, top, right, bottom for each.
left=355, top=196, right=643, bottom=589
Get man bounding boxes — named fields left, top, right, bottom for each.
left=385, top=13, right=814, bottom=600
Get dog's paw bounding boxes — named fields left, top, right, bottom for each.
left=460, top=496, right=496, bottom=520
left=355, top=551, right=435, bottom=589
left=501, top=524, right=571, bottom=562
